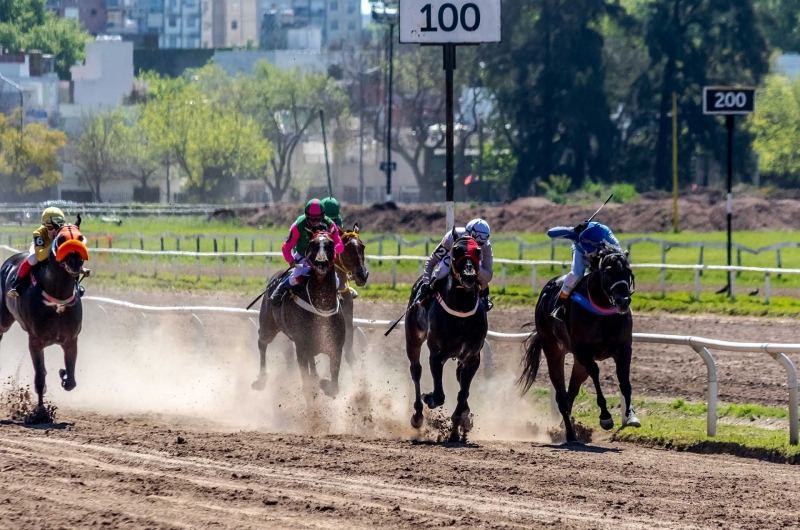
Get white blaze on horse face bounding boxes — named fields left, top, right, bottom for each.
left=315, top=241, right=328, bottom=263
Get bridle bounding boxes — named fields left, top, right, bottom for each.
left=593, top=252, right=636, bottom=305
left=334, top=231, right=366, bottom=291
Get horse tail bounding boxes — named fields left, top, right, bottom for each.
left=517, top=328, right=542, bottom=395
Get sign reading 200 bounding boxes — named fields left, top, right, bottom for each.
left=420, top=2, right=481, bottom=32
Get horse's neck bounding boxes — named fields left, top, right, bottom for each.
left=306, top=270, right=338, bottom=310
left=39, top=259, right=75, bottom=299
left=584, top=270, right=612, bottom=309
left=443, top=275, right=477, bottom=311
left=334, top=263, right=347, bottom=289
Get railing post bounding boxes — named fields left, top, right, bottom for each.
left=698, top=246, right=704, bottom=277
left=173, top=256, right=179, bottom=280
left=694, top=268, right=701, bottom=301
left=391, top=260, right=397, bottom=289
left=239, top=257, right=245, bottom=284
left=196, top=236, right=200, bottom=253
left=770, top=352, right=798, bottom=445
left=518, top=241, right=523, bottom=261
left=160, top=237, right=164, bottom=251
left=692, top=345, right=717, bottom=438
left=531, top=265, right=537, bottom=296
left=765, top=272, right=771, bottom=305
left=213, top=239, right=218, bottom=253
left=550, top=241, right=555, bottom=272
left=777, top=249, right=782, bottom=279
left=251, top=239, right=255, bottom=252
left=736, top=249, right=742, bottom=278
left=729, top=270, right=735, bottom=301
left=661, top=266, right=666, bottom=298
left=217, top=257, right=223, bottom=282
left=196, top=256, right=201, bottom=281
left=153, top=255, right=158, bottom=277
left=235, top=238, right=239, bottom=253
left=501, top=263, right=507, bottom=293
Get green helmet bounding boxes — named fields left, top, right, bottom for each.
left=304, top=198, right=324, bottom=217
left=321, top=197, right=339, bottom=218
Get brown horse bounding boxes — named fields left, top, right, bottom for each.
left=0, top=221, right=88, bottom=423
left=252, top=231, right=345, bottom=398
left=334, top=224, right=369, bottom=365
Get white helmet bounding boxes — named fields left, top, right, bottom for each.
left=466, top=218, right=490, bottom=245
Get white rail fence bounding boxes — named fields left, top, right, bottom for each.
left=3, top=245, right=798, bottom=304
left=83, top=296, right=798, bottom=445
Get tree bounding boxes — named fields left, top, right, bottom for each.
left=755, top=0, right=800, bottom=52
left=0, top=0, right=90, bottom=80
left=121, top=120, right=163, bottom=191
left=479, top=0, right=622, bottom=198
left=637, top=0, right=770, bottom=190
left=70, top=110, right=127, bottom=202
left=749, top=75, right=800, bottom=181
left=140, top=67, right=272, bottom=202
left=232, top=62, right=348, bottom=202
left=0, top=110, right=66, bottom=195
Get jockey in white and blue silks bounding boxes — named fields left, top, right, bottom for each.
left=546, top=221, right=622, bottom=320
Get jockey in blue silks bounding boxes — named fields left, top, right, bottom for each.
left=546, top=221, right=622, bottom=321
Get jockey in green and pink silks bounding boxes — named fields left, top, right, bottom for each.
left=270, top=198, right=344, bottom=305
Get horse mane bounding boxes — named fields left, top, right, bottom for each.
left=595, top=242, right=629, bottom=269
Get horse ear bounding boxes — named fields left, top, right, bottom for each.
left=451, top=226, right=458, bottom=242
left=353, top=223, right=359, bottom=234
left=76, top=214, right=82, bottom=228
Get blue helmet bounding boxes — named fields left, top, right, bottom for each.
left=578, top=222, right=611, bottom=254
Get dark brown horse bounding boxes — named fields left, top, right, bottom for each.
left=519, top=244, right=640, bottom=444
left=334, top=224, right=369, bottom=365
left=0, top=221, right=88, bottom=423
left=252, top=231, right=345, bottom=398
left=405, top=231, right=488, bottom=442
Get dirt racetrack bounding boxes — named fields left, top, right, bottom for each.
left=2, top=289, right=800, bottom=528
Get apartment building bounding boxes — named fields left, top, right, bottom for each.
left=201, top=0, right=258, bottom=48
left=258, top=0, right=361, bottom=49
left=46, top=0, right=108, bottom=35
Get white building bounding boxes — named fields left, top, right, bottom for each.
left=0, top=52, right=60, bottom=127
left=69, top=38, right=135, bottom=110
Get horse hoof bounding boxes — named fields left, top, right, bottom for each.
left=410, top=414, right=424, bottom=429
left=624, top=413, right=641, bottom=428
left=251, top=375, right=267, bottom=391
left=24, top=406, right=52, bottom=425
left=423, top=393, right=443, bottom=410
left=319, top=380, right=338, bottom=398
left=448, top=430, right=460, bottom=443
left=564, top=439, right=584, bottom=447
left=600, top=416, right=615, bottom=430
left=460, top=412, right=473, bottom=433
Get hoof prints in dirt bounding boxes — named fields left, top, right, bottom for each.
left=418, top=410, right=474, bottom=444
left=0, top=377, right=58, bottom=425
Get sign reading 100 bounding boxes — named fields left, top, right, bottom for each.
left=420, top=2, right=480, bottom=33
left=400, top=0, right=502, bottom=44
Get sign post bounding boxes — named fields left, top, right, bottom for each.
left=703, top=86, right=756, bottom=296
left=400, top=0, right=501, bottom=230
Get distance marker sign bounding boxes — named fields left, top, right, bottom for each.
left=703, top=87, right=756, bottom=115
left=399, top=0, right=501, bottom=44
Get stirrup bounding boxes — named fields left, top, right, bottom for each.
left=482, top=296, right=493, bottom=312
left=349, top=286, right=359, bottom=299
left=550, top=304, right=565, bottom=321
left=6, top=288, right=18, bottom=299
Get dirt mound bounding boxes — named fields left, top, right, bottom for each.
left=230, top=191, right=800, bottom=234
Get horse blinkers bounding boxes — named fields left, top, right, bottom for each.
left=451, top=238, right=480, bottom=290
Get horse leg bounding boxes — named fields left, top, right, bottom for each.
left=27, top=337, right=50, bottom=423
left=319, top=347, right=342, bottom=398
left=616, top=344, right=640, bottom=427
left=407, top=339, right=424, bottom=429
left=546, top=350, right=578, bottom=443
left=423, top=350, right=446, bottom=410
left=252, top=312, right=279, bottom=391
left=59, top=339, right=78, bottom=391
left=575, top=345, right=613, bottom=430
left=343, top=297, right=355, bottom=367
left=566, top=361, right=589, bottom=415
left=449, top=354, right=480, bottom=443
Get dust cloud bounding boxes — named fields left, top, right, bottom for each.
left=0, top=302, right=553, bottom=442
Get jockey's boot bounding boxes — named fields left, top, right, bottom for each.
left=480, top=288, right=493, bottom=312
left=77, top=284, right=86, bottom=298
left=270, top=277, right=293, bottom=306
left=6, top=274, right=26, bottom=299
left=550, top=291, right=569, bottom=321
left=349, top=286, right=359, bottom=299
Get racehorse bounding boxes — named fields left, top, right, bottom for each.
left=0, top=221, right=88, bottom=423
left=334, top=225, right=369, bottom=365
left=405, top=231, right=488, bottom=442
left=252, top=231, right=345, bottom=398
left=519, top=243, right=640, bottom=443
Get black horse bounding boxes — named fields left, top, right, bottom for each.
left=405, top=231, right=488, bottom=442
left=252, top=231, right=345, bottom=398
left=0, top=221, right=88, bottom=423
left=333, top=225, right=369, bottom=365
left=519, top=243, right=640, bottom=443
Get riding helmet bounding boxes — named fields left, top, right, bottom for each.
left=321, top=197, right=339, bottom=218
left=466, top=218, right=490, bottom=245
left=304, top=199, right=324, bottom=218
left=578, top=222, right=610, bottom=253
left=41, top=207, right=66, bottom=230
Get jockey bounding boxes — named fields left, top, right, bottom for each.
left=270, top=198, right=344, bottom=305
left=321, top=197, right=343, bottom=229
left=547, top=221, right=622, bottom=321
left=420, top=218, right=493, bottom=311
left=7, top=207, right=66, bottom=299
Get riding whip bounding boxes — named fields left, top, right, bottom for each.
left=586, top=193, right=614, bottom=223
left=245, top=266, right=292, bottom=310
left=384, top=291, right=428, bottom=336
left=319, top=109, right=333, bottom=198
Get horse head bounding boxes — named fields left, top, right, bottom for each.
left=52, top=224, right=89, bottom=278
left=339, top=223, right=369, bottom=286
left=596, top=243, right=635, bottom=314
left=306, top=230, right=336, bottom=280
left=450, top=235, right=481, bottom=291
